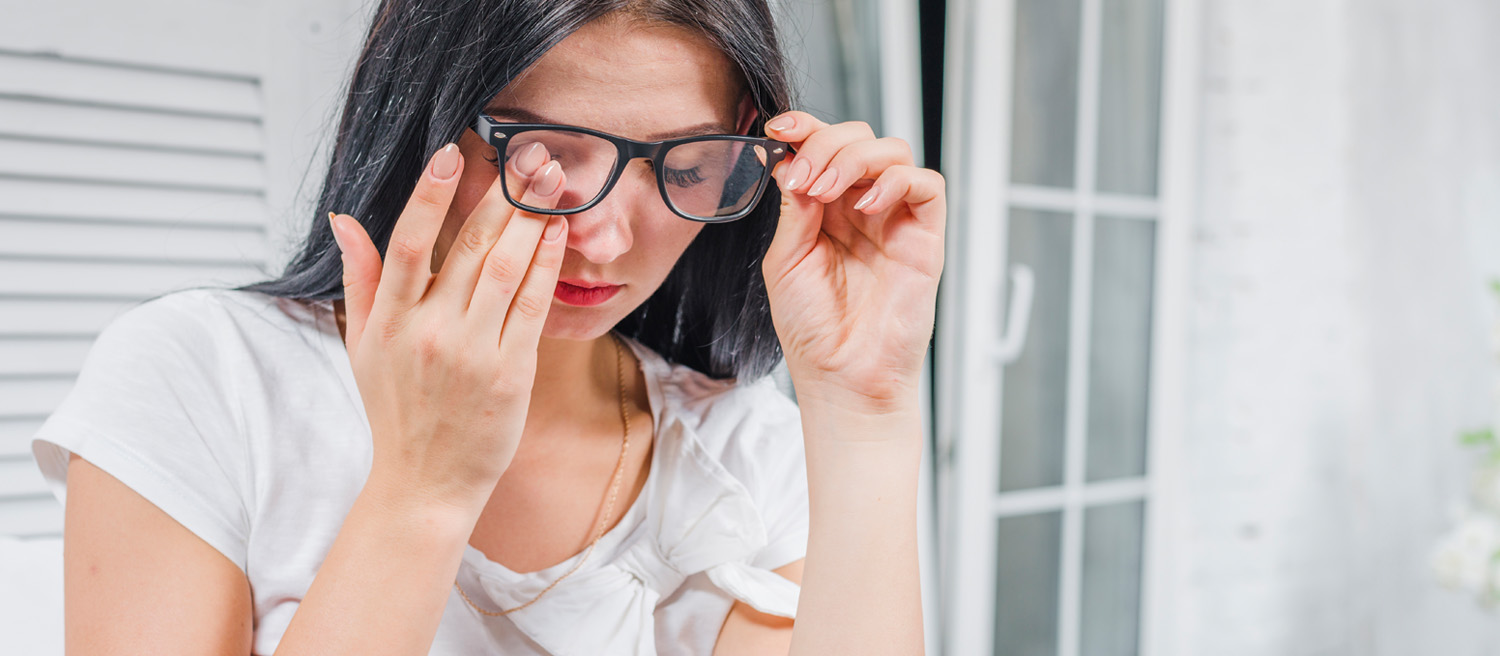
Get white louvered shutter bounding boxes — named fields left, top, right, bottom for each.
left=0, top=0, right=361, bottom=539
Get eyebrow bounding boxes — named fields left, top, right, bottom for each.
left=482, top=105, right=734, bottom=140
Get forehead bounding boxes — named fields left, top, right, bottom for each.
left=485, top=16, right=743, bottom=140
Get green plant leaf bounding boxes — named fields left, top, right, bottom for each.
left=1462, top=428, right=1497, bottom=447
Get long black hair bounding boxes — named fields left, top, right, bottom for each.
left=243, top=0, right=791, bottom=380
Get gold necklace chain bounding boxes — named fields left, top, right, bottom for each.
left=453, top=333, right=633, bottom=616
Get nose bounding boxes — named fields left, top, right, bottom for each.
left=562, top=166, right=651, bottom=264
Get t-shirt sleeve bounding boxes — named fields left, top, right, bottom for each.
left=30, top=291, right=252, bottom=572
left=740, top=381, right=809, bottom=572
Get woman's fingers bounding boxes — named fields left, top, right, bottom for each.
left=859, top=164, right=946, bottom=219
left=763, top=110, right=831, bottom=146
left=329, top=212, right=382, bottom=352
left=496, top=214, right=568, bottom=370
left=429, top=142, right=551, bottom=305
left=804, top=137, right=914, bottom=204
left=850, top=165, right=947, bottom=279
left=763, top=179, right=825, bottom=285
left=764, top=111, right=826, bottom=189
left=771, top=121, right=878, bottom=195
left=372, top=143, right=464, bottom=317
left=468, top=160, right=567, bottom=341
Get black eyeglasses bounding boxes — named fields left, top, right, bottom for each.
left=475, top=115, right=792, bottom=223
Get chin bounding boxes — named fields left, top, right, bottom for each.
left=540, top=305, right=628, bottom=342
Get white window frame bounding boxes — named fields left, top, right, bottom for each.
left=935, top=0, right=1200, bottom=654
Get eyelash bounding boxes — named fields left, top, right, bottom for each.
left=662, top=166, right=705, bottom=187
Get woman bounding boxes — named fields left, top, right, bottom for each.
left=31, top=0, right=943, bottom=653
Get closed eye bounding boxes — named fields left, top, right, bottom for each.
left=663, top=166, right=705, bottom=187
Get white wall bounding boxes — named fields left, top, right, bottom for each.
left=1171, top=0, right=1500, bottom=653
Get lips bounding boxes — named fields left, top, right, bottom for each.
left=558, top=277, right=615, bottom=288
left=554, top=279, right=622, bottom=307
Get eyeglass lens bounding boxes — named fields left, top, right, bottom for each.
left=500, top=129, right=771, bottom=220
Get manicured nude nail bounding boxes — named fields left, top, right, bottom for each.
left=854, top=184, right=881, bottom=210
left=767, top=116, right=795, bottom=132
left=808, top=168, right=837, bottom=197
left=328, top=212, right=348, bottom=252
left=430, top=143, right=460, bottom=180
left=783, top=158, right=810, bottom=191
left=516, top=142, right=547, bottom=176
left=533, top=161, right=563, bottom=196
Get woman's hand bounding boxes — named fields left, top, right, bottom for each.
left=761, top=111, right=946, bottom=418
left=328, top=141, right=569, bottom=512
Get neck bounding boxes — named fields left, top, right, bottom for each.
left=527, top=332, right=625, bottom=428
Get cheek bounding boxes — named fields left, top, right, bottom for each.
left=630, top=217, right=704, bottom=283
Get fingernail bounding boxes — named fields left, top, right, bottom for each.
left=328, top=212, right=348, bottom=252
left=516, top=142, right=546, bottom=176
left=854, top=185, right=881, bottom=210
left=807, top=168, right=837, bottom=197
left=543, top=216, right=565, bottom=242
left=431, top=143, right=460, bottom=180
left=782, top=158, right=810, bottom=191
left=767, top=116, right=795, bottom=132
left=533, top=161, right=563, bottom=196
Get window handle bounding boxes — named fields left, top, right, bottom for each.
left=992, top=264, right=1035, bottom=365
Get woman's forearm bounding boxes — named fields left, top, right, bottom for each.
left=273, top=468, right=483, bottom=656
left=788, top=400, right=925, bottom=656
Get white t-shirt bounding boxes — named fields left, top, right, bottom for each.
left=30, top=288, right=808, bottom=655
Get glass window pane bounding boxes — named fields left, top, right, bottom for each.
left=995, top=511, right=1063, bottom=656
left=1081, top=501, right=1146, bottom=656
left=1001, top=209, right=1073, bottom=492
left=1086, top=216, right=1156, bottom=481
left=1096, top=0, right=1165, bottom=196
left=1010, top=0, right=1082, bottom=188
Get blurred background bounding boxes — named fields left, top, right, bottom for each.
left=1, top=0, right=1498, bottom=654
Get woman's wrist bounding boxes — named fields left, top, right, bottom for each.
left=362, top=462, right=490, bottom=534
left=791, top=373, right=924, bottom=437
left=790, top=392, right=925, bottom=655
left=795, top=386, right=923, bottom=497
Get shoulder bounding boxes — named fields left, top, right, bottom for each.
left=114, top=287, right=319, bottom=333
left=98, top=288, right=326, bottom=360
left=76, top=289, right=332, bottom=404
left=89, top=289, right=231, bottom=369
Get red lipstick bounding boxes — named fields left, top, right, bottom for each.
left=554, top=279, right=621, bottom=307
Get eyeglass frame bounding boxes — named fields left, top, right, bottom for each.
left=474, top=115, right=793, bottom=224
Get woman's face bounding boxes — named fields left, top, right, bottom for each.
left=437, top=16, right=754, bottom=341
